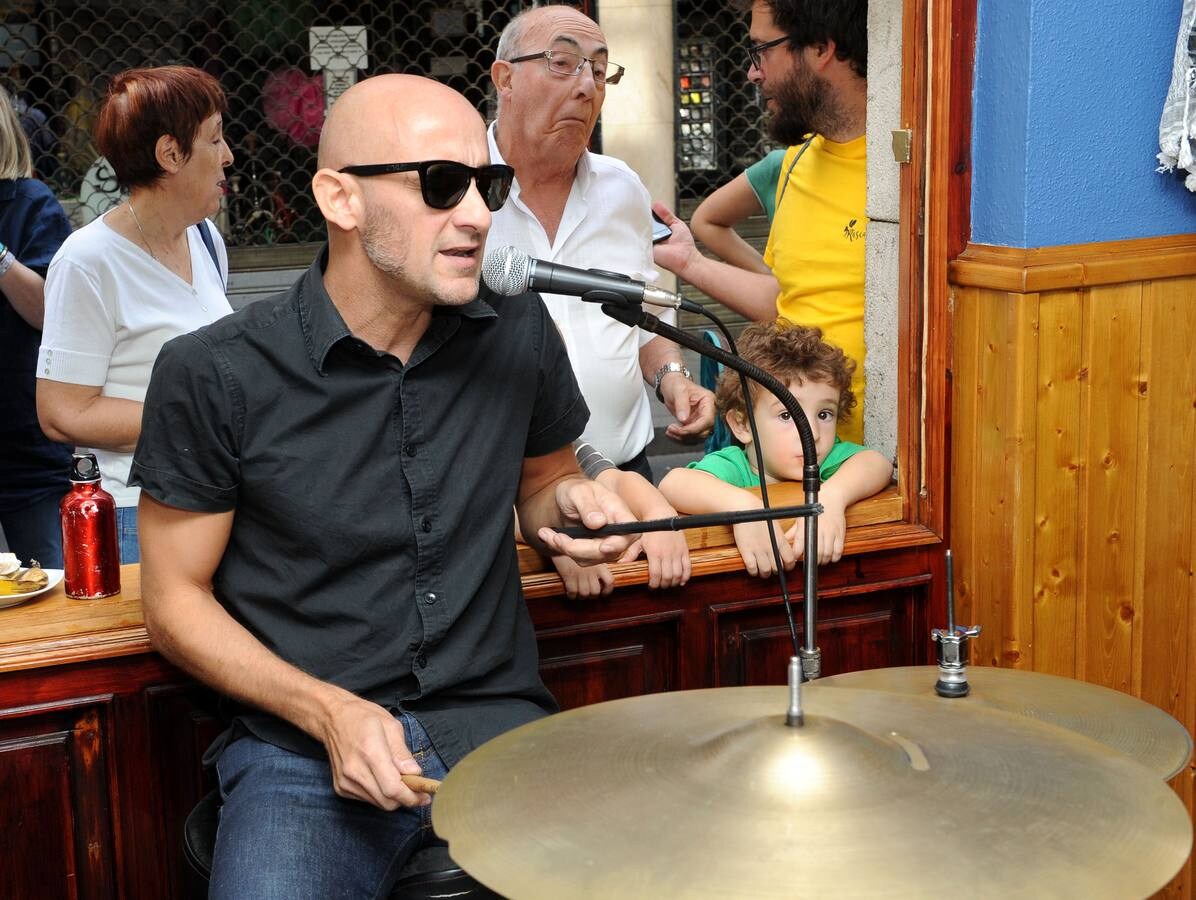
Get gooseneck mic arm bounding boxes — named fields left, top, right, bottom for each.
left=595, top=298, right=823, bottom=681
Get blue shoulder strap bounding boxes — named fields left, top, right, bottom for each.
left=701, top=329, right=734, bottom=454
left=195, top=220, right=226, bottom=289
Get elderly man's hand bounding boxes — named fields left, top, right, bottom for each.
left=650, top=201, right=702, bottom=278
left=660, top=375, right=716, bottom=441
left=537, top=477, right=640, bottom=564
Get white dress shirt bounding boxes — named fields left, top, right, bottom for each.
left=487, top=122, right=676, bottom=466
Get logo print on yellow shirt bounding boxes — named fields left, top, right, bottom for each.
left=842, top=218, right=865, bottom=242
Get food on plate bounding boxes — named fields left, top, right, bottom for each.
left=0, top=557, right=51, bottom=596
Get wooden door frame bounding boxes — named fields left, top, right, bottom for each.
left=891, top=0, right=975, bottom=548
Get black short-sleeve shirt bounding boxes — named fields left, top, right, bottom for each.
left=130, top=248, right=588, bottom=767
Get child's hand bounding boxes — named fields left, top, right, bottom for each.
left=732, top=521, right=796, bottom=577
left=786, top=505, right=848, bottom=564
left=630, top=531, right=691, bottom=589
left=551, top=555, right=614, bottom=600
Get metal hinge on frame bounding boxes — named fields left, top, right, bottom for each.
left=891, top=128, right=913, bottom=164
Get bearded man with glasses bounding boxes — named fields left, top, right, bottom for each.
left=129, top=74, right=637, bottom=897
left=653, top=0, right=871, bottom=445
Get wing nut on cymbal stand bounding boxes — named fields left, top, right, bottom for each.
left=931, top=549, right=981, bottom=697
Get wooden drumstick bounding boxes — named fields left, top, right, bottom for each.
left=402, top=773, right=441, bottom=794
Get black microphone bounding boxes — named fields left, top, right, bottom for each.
left=482, top=245, right=703, bottom=314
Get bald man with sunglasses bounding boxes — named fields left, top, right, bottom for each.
left=129, top=74, right=636, bottom=897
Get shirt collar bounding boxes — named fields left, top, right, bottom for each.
left=298, top=246, right=352, bottom=373
left=297, top=245, right=498, bottom=374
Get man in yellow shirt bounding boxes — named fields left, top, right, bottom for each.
left=653, top=0, right=868, bottom=442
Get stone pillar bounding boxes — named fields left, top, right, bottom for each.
left=597, top=0, right=677, bottom=289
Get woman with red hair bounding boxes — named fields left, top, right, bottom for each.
left=37, top=66, right=235, bottom=563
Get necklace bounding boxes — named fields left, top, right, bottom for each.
left=127, top=200, right=159, bottom=262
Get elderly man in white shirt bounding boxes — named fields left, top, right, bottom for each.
left=487, top=3, right=716, bottom=482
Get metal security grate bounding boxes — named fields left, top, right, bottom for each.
left=673, top=0, right=775, bottom=207
left=1, top=0, right=557, bottom=253
left=672, top=0, right=775, bottom=335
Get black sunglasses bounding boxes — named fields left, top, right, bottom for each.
left=337, top=160, right=515, bottom=211
left=747, top=35, right=789, bottom=69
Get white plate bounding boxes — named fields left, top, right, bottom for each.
left=0, top=568, right=65, bottom=609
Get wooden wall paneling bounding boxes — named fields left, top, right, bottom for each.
left=968, top=288, right=1035, bottom=668
left=143, top=683, right=224, bottom=899
left=1006, top=290, right=1041, bottom=671
left=0, top=702, right=117, bottom=900
left=1076, top=283, right=1143, bottom=691
left=1133, top=277, right=1196, bottom=723
left=949, top=285, right=980, bottom=635
left=709, top=584, right=925, bottom=686
left=535, top=613, right=683, bottom=710
left=1030, top=289, right=1084, bottom=678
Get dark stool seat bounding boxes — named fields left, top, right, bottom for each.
left=183, top=790, right=500, bottom=899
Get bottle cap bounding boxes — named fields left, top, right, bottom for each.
left=70, top=452, right=102, bottom=483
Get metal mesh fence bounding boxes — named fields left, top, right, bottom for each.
left=673, top=0, right=774, bottom=207
left=672, top=0, right=774, bottom=335
left=1, top=1, right=551, bottom=251
left=4, top=1, right=765, bottom=258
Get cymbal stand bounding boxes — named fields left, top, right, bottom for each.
left=786, top=656, right=804, bottom=726
left=931, top=549, right=981, bottom=697
left=593, top=297, right=824, bottom=682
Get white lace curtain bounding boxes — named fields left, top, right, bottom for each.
left=1159, top=0, right=1196, bottom=191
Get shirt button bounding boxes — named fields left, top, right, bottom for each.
left=415, top=653, right=428, bottom=668
left=404, top=443, right=416, bottom=456
left=421, top=517, right=431, bottom=533
left=424, top=592, right=437, bottom=605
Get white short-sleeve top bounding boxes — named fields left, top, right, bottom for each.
left=38, top=214, right=233, bottom=506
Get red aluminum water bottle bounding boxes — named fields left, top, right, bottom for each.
left=61, top=452, right=121, bottom=599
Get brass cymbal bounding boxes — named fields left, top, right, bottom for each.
left=818, top=665, right=1193, bottom=780
left=434, top=686, right=1191, bottom=899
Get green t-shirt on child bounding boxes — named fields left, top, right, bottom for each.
left=686, top=438, right=865, bottom=488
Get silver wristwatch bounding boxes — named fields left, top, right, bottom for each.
left=653, top=362, right=693, bottom=401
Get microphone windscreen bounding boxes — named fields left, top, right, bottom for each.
left=481, top=245, right=531, bottom=296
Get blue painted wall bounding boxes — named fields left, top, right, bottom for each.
left=972, top=0, right=1196, bottom=247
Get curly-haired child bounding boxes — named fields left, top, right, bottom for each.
left=660, top=320, right=892, bottom=575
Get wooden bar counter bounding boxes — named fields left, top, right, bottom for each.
left=0, top=484, right=937, bottom=899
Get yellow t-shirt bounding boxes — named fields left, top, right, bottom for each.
left=763, top=135, right=867, bottom=443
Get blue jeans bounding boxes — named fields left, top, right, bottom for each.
left=209, top=712, right=449, bottom=900
left=1, top=490, right=66, bottom=567
left=116, top=505, right=139, bottom=564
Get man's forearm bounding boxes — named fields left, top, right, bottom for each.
left=515, top=473, right=588, bottom=556
left=638, top=334, right=683, bottom=384
left=143, top=574, right=349, bottom=742
left=677, top=255, right=780, bottom=321
left=0, top=259, right=50, bottom=329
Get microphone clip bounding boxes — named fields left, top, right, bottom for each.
left=580, top=286, right=639, bottom=310
left=580, top=270, right=640, bottom=311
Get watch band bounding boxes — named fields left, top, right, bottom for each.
left=0, top=249, right=14, bottom=279
left=653, top=361, right=692, bottom=401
